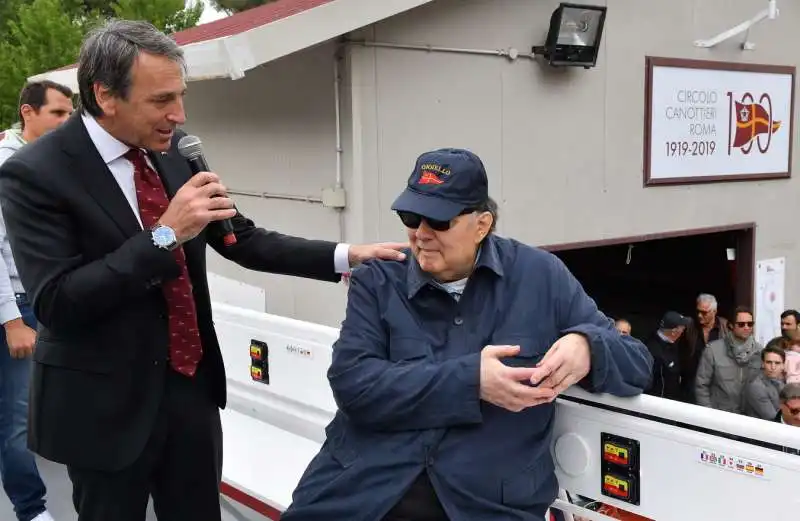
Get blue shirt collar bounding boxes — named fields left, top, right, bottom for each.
left=406, top=234, right=504, bottom=299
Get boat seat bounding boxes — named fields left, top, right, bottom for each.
left=220, top=407, right=322, bottom=519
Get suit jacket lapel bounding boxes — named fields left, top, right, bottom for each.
left=147, top=149, right=183, bottom=199
left=61, top=114, right=141, bottom=239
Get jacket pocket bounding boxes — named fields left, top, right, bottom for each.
left=491, top=334, right=548, bottom=367
left=33, top=339, right=122, bottom=375
left=387, top=335, right=432, bottom=362
left=501, top=457, right=557, bottom=508
left=324, top=415, right=360, bottom=468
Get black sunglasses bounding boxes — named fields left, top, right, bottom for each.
left=397, top=209, right=474, bottom=231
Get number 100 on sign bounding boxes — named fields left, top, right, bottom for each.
left=665, top=141, right=716, bottom=157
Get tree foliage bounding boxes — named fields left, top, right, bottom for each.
left=112, top=0, right=204, bottom=35
left=0, top=0, right=83, bottom=126
left=211, top=0, right=275, bottom=14
left=0, top=0, right=203, bottom=129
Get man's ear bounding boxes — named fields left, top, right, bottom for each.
left=93, top=83, right=116, bottom=117
left=475, top=211, right=493, bottom=242
left=19, top=104, right=35, bottom=125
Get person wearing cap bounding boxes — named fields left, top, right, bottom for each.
left=644, top=311, right=692, bottom=402
left=280, top=148, right=653, bottom=521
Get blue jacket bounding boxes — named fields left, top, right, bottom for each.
left=281, top=235, right=653, bottom=521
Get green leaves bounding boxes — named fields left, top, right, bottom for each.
left=113, top=0, right=203, bottom=34
left=0, top=0, right=83, bottom=126
left=211, top=0, right=275, bottom=14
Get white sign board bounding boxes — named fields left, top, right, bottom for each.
left=645, top=57, right=795, bottom=185
left=754, top=257, right=785, bottom=347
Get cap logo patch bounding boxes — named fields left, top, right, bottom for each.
left=419, top=170, right=444, bottom=184
left=417, top=163, right=451, bottom=185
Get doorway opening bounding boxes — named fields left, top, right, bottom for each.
left=542, top=224, right=755, bottom=342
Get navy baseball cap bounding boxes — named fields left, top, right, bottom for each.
left=660, top=311, right=692, bottom=329
left=391, top=148, right=489, bottom=221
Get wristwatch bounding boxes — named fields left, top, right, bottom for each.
left=151, top=224, right=178, bottom=251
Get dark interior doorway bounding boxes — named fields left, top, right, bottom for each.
left=543, top=225, right=755, bottom=342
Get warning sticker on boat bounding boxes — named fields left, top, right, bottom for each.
left=698, top=448, right=767, bottom=479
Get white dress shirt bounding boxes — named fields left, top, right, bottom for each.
left=81, top=113, right=351, bottom=273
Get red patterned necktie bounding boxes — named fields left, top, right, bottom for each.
left=125, top=148, right=203, bottom=377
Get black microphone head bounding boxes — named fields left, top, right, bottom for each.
left=177, top=134, right=203, bottom=160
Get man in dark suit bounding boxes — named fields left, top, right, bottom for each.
left=0, top=19, right=404, bottom=521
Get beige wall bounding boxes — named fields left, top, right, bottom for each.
left=348, top=0, right=800, bottom=305
left=184, top=42, right=349, bottom=326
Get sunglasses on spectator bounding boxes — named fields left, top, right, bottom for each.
left=735, top=321, right=754, bottom=328
left=786, top=406, right=800, bottom=416
left=397, top=209, right=475, bottom=232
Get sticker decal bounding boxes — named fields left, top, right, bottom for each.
left=698, top=448, right=767, bottom=479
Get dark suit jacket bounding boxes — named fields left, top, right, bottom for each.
left=679, top=316, right=728, bottom=403
left=0, top=113, right=341, bottom=472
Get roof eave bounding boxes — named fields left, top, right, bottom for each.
left=235, top=0, right=436, bottom=73
left=28, top=0, right=435, bottom=87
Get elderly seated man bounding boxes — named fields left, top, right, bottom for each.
left=280, top=148, right=654, bottom=521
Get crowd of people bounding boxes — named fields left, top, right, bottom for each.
left=570, top=296, right=800, bottom=521
left=615, top=295, right=800, bottom=428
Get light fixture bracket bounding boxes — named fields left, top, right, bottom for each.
left=694, top=0, right=778, bottom=50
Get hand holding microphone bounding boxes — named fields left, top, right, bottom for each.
left=177, top=135, right=237, bottom=246
left=157, top=135, right=237, bottom=245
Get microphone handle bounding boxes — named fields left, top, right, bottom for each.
left=187, top=156, right=237, bottom=246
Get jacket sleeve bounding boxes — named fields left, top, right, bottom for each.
left=0, top=158, right=181, bottom=334
left=743, top=380, right=778, bottom=420
left=0, top=206, right=21, bottom=325
left=0, top=149, right=21, bottom=325
left=551, top=255, right=653, bottom=396
left=694, top=347, right=715, bottom=407
left=327, top=263, right=483, bottom=432
left=207, top=211, right=341, bottom=283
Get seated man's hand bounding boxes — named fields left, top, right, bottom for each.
left=529, top=333, right=591, bottom=395
left=348, top=242, right=408, bottom=267
left=479, top=345, right=556, bottom=412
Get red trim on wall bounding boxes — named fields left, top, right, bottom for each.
left=220, top=482, right=283, bottom=520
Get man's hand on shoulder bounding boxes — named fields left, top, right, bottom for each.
left=529, top=333, right=592, bottom=395
left=347, top=242, right=408, bottom=267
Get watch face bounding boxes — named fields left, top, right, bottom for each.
left=153, top=226, right=176, bottom=247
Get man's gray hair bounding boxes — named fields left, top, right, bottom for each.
left=77, top=19, right=186, bottom=117
left=696, top=293, right=718, bottom=310
left=780, top=383, right=800, bottom=403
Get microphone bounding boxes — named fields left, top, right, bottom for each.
left=177, top=134, right=237, bottom=246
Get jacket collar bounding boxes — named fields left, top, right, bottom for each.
left=59, top=111, right=185, bottom=239
left=406, top=233, right=504, bottom=299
